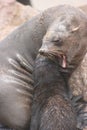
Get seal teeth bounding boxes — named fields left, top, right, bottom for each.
left=56, top=54, right=67, bottom=68
left=62, top=55, right=66, bottom=68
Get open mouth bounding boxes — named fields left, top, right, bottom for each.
left=39, top=50, right=67, bottom=68
left=59, top=54, right=66, bottom=68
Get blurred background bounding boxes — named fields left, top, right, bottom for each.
left=31, top=0, right=87, bottom=10
left=0, top=0, right=87, bottom=40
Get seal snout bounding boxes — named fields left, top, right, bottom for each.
left=39, top=45, right=49, bottom=55
left=39, top=49, right=45, bottom=55
left=39, top=48, right=47, bottom=55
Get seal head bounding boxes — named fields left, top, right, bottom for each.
left=39, top=14, right=87, bottom=75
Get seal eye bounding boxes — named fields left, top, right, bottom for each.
left=53, top=39, right=63, bottom=46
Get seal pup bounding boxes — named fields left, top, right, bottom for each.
left=0, top=5, right=87, bottom=130
left=30, top=53, right=78, bottom=130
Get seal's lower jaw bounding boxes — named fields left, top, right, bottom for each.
left=39, top=49, right=67, bottom=69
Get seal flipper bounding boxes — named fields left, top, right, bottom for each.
left=71, top=94, right=87, bottom=129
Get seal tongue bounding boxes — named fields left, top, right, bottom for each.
left=62, top=55, right=66, bottom=68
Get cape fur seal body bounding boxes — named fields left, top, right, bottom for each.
left=0, top=5, right=87, bottom=129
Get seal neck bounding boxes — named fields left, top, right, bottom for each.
left=34, top=56, right=69, bottom=98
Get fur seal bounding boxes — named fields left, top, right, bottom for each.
left=0, top=5, right=87, bottom=130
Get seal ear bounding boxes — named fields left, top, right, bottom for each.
left=71, top=26, right=80, bottom=33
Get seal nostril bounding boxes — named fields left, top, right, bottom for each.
left=39, top=50, right=45, bottom=55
